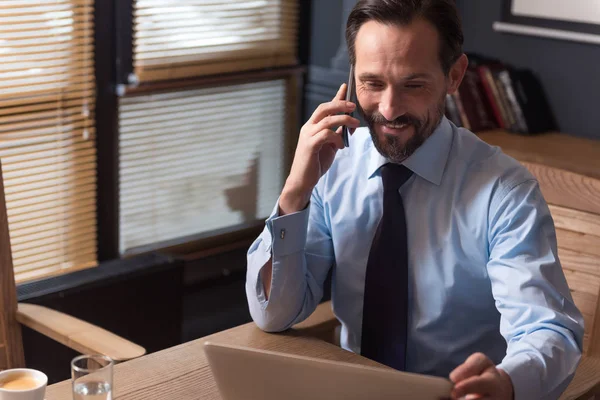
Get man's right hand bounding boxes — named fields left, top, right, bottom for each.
left=279, top=83, right=360, bottom=215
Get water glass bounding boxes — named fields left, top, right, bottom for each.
left=71, top=355, right=113, bottom=400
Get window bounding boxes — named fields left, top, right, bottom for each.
left=115, top=0, right=301, bottom=254
left=118, top=80, right=289, bottom=253
left=0, top=0, right=97, bottom=282
left=132, top=0, right=299, bottom=82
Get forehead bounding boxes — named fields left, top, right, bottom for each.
left=354, top=19, right=442, bottom=75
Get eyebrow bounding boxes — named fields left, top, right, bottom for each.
left=358, top=72, right=433, bottom=81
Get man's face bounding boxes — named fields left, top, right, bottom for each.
left=354, top=19, right=462, bottom=163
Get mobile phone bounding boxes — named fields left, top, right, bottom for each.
left=342, top=65, right=355, bottom=148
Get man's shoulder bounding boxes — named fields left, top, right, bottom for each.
left=449, top=126, right=537, bottom=197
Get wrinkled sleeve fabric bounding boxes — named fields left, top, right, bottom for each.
left=487, top=179, right=584, bottom=400
left=245, top=185, right=335, bottom=332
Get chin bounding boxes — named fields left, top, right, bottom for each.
left=376, top=124, right=415, bottom=145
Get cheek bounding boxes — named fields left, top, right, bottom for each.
left=357, top=91, right=378, bottom=113
left=410, top=89, right=444, bottom=114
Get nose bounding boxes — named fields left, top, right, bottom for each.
left=378, top=87, right=406, bottom=122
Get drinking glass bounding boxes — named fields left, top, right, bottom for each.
left=71, top=355, right=113, bottom=400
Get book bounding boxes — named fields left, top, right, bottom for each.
left=508, top=68, right=558, bottom=133
left=457, top=53, right=558, bottom=135
left=457, top=66, right=497, bottom=131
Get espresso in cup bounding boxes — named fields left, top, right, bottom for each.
left=0, top=374, right=39, bottom=390
left=0, top=369, right=47, bottom=400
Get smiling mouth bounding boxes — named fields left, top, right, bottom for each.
left=379, top=123, right=412, bottom=134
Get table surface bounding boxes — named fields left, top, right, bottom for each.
left=45, top=312, right=384, bottom=399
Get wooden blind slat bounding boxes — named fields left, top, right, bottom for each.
left=118, top=80, right=288, bottom=253
left=7, top=189, right=95, bottom=219
left=1, top=0, right=97, bottom=283
left=132, top=0, right=298, bottom=82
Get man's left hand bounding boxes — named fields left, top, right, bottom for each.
left=449, top=353, right=514, bottom=400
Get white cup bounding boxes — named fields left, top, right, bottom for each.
left=0, top=369, right=47, bottom=400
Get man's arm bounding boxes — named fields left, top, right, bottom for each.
left=488, top=179, right=583, bottom=399
left=246, top=83, right=358, bottom=333
left=246, top=186, right=335, bottom=332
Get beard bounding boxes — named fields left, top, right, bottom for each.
left=357, top=93, right=446, bottom=164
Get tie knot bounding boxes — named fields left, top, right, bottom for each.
left=381, top=163, right=413, bottom=192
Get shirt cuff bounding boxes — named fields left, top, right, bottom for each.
left=497, top=353, right=541, bottom=400
left=266, top=201, right=311, bottom=258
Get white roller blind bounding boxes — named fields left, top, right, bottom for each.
left=0, top=0, right=97, bottom=282
left=119, top=80, right=287, bottom=253
left=133, top=0, right=299, bottom=82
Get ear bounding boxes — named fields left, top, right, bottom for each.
left=447, top=54, right=468, bottom=95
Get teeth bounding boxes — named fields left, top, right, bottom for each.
left=385, top=124, right=407, bottom=129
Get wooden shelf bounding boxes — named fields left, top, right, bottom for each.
left=477, top=130, right=600, bottom=180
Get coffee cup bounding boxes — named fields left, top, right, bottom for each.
left=0, top=369, right=47, bottom=400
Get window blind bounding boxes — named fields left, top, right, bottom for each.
left=0, top=0, right=97, bottom=282
left=133, top=0, right=299, bottom=82
left=119, top=79, right=288, bottom=253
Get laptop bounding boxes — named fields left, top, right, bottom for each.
left=204, top=341, right=453, bottom=400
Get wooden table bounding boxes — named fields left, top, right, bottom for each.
left=45, top=304, right=384, bottom=400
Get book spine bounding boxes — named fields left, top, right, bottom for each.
left=498, top=70, right=529, bottom=133
left=492, top=73, right=516, bottom=130
left=460, top=69, right=497, bottom=131
left=477, top=66, right=506, bottom=129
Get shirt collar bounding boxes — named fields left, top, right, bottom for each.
left=367, top=116, right=453, bottom=186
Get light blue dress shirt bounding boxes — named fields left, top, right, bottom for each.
left=246, top=117, right=584, bottom=400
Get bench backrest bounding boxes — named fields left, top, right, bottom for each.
left=522, top=161, right=600, bottom=356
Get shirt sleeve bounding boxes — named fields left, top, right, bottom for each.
left=245, top=185, right=335, bottom=332
left=487, top=179, right=584, bottom=400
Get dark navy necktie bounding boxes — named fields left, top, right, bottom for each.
left=361, top=163, right=413, bottom=371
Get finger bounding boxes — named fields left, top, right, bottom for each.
left=314, top=114, right=360, bottom=134
left=312, top=128, right=344, bottom=150
left=451, top=374, right=496, bottom=399
left=449, top=353, right=495, bottom=383
left=310, top=100, right=356, bottom=124
left=334, top=83, right=347, bottom=101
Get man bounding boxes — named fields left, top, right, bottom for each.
left=246, top=0, right=584, bottom=398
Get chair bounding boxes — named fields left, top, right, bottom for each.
left=295, top=161, right=600, bottom=400
left=0, top=161, right=146, bottom=370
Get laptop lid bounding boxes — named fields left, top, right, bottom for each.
left=204, top=341, right=453, bottom=400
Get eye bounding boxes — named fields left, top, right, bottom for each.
left=364, top=81, right=384, bottom=90
left=406, top=83, right=425, bottom=89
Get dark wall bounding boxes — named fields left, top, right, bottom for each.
left=457, top=0, right=600, bottom=139
left=304, top=0, right=356, bottom=122
left=304, top=0, right=600, bottom=140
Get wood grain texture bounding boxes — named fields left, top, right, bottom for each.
left=588, top=277, right=600, bottom=358
left=0, top=161, right=25, bottom=370
left=16, top=303, right=146, bottom=362
left=559, top=356, right=600, bottom=400
left=550, top=205, right=600, bottom=238
left=45, top=302, right=385, bottom=400
left=560, top=248, right=600, bottom=278
left=521, top=161, right=600, bottom=215
left=557, top=229, right=600, bottom=259
left=478, top=130, right=600, bottom=180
